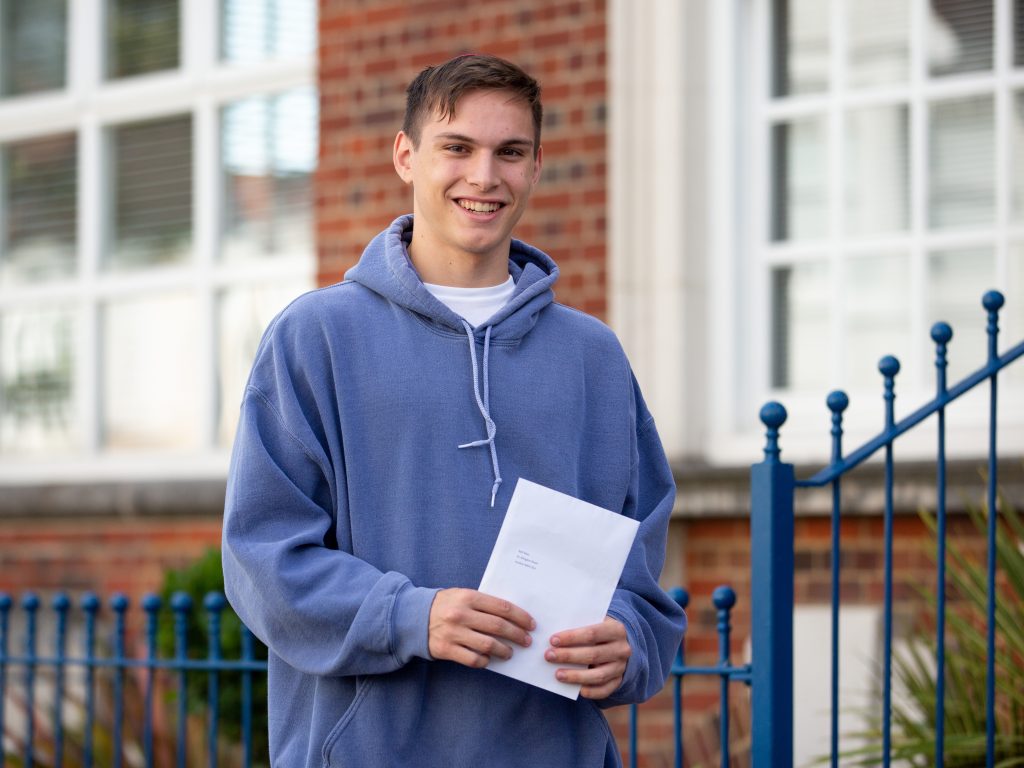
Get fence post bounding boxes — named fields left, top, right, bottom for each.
left=750, top=402, right=795, bottom=768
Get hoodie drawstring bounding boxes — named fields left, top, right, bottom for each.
left=457, top=320, right=502, bottom=507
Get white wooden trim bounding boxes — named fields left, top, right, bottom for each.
left=608, top=0, right=691, bottom=458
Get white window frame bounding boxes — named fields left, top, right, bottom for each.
left=747, top=0, right=1024, bottom=464
left=611, top=0, right=1024, bottom=468
left=0, top=0, right=316, bottom=484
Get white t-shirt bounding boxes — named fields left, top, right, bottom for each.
left=423, top=276, right=516, bottom=328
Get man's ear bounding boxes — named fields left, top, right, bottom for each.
left=393, top=131, right=415, bottom=185
left=532, top=144, right=544, bottom=185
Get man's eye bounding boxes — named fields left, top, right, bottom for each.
left=445, top=145, right=467, bottom=153
left=499, top=148, right=524, bottom=157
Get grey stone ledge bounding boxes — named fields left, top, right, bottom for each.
left=671, top=456, right=1024, bottom=519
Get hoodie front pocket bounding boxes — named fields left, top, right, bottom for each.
left=320, top=676, right=375, bottom=766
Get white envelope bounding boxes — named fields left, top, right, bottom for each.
left=478, top=478, right=639, bottom=699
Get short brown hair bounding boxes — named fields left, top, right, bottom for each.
left=402, top=54, right=543, bottom=155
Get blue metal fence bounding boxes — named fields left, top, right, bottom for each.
left=747, top=289, right=1024, bottom=767
left=0, top=591, right=265, bottom=768
left=625, top=289, right=1023, bottom=767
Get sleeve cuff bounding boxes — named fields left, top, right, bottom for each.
left=607, top=604, right=643, bottom=696
left=390, top=584, right=441, bottom=664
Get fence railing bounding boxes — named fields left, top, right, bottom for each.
left=0, top=591, right=265, bottom=768
left=624, top=290, right=1023, bottom=768
left=749, top=289, right=1024, bottom=768
left=627, top=587, right=751, bottom=768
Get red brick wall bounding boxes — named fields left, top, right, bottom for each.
left=0, top=516, right=222, bottom=601
left=317, top=0, right=609, bottom=317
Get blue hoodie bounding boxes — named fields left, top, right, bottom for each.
left=222, top=215, right=686, bottom=768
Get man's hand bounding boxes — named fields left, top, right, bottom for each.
left=545, top=616, right=630, bottom=699
left=428, top=588, right=535, bottom=669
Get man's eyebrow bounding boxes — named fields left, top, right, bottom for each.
left=433, top=132, right=534, bottom=149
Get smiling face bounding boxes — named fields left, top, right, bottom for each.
left=393, top=89, right=543, bottom=287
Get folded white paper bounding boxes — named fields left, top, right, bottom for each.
left=478, top=478, right=639, bottom=699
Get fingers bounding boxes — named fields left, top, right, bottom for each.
left=549, top=615, right=627, bottom=650
left=545, top=616, right=631, bottom=699
left=428, top=588, right=535, bottom=669
left=562, top=660, right=627, bottom=700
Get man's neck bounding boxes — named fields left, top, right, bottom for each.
left=407, top=240, right=510, bottom=288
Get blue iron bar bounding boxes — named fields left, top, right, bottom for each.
left=23, top=594, right=38, bottom=768
left=242, top=628, right=255, bottom=768
left=880, top=356, right=898, bottom=768
left=207, top=593, right=225, bottom=768
left=827, top=391, right=848, bottom=768
left=714, top=586, right=736, bottom=768
left=53, top=595, right=70, bottom=768
left=83, top=594, right=99, bottom=768
left=113, top=595, right=127, bottom=768
left=932, top=322, right=951, bottom=768
left=0, top=594, right=8, bottom=768
left=673, top=664, right=752, bottom=682
left=0, top=654, right=267, bottom=671
left=144, top=595, right=160, bottom=768
left=174, top=592, right=191, bottom=768
left=670, top=586, right=687, bottom=768
left=796, top=338, right=1024, bottom=488
left=984, top=295, right=1000, bottom=768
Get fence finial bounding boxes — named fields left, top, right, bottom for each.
left=981, top=289, right=1004, bottom=313
left=826, top=390, right=849, bottom=465
left=983, top=290, right=1004, bottom=362
left=932, top=322, right=952, bottom=393
left=759, top=401, right=787, bottom=461
left=670, top=587, right=690, bottom=610
left=712, top=585, right=737, bottom=612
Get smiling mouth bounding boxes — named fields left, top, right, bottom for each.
left=457, top=199, right=504, bottom=213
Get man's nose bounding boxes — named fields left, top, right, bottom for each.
left=466, top=154, right=499, bottom=190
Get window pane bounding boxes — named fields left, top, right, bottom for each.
left=1010, top=244, right=1024, bottom=386
left=771, top=0, right=829, bottom=97
left=771, top=118, right=827, bottom=242
left=0, top=0, right=67, bottom=96
left=217, top=281, right=309, bottom=446
left=848, top=0, right=910, bottom=88
left=928, top=0, right=994, bottom=77
left=222, top=87, right=317, bottom=262
left=108, top=115, right=192, bottom=270
left=928, top=248, right=994, bottom=381
left=2, top=133, right=77, bottom=284
left=1013, top=91, right=1024, bottom=224
left=771, top=262, right=830, bottom=390
left=845, top=254, right=911, bottom=389
left=102, top=293, right=199, bottom=450
left=106, top=0, right=179, bottom=79
left=1, top=307, right=76, bottom=453
left=846, top=105, right=909, bottom=236
left=929, top=96, right=994, bottom=230
left=221, top=0, right=316, bottom=63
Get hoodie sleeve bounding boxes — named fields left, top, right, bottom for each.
left=222, top=377, right=439, bottom=679
left=599, top=376, right=687, bottom=707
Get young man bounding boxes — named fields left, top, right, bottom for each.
left=222, top=54, right=686, bottom=768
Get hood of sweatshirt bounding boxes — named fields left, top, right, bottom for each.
left=345, top=215, right=560, bottom=507
left=344, top=214, right=559, bottom=341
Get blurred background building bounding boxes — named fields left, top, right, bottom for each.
left=1, top=0, right=1023, bottom=761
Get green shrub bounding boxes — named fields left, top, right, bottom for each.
left=158, top=547, right=269, bottom=765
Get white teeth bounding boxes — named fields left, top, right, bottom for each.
left=458, top=200, right=501, bottom=213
